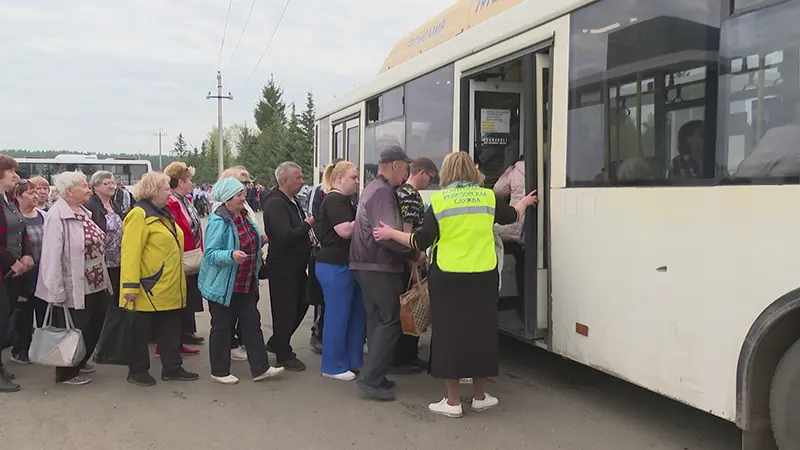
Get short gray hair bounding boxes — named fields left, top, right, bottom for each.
left=89, top=170, right=114, bottom=187
left=53, top=171, right=87, bottom=197
left=275, top=162, right=301, bottom=185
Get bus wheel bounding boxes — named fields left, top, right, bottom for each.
left=770, top=337, right=800, bottom=449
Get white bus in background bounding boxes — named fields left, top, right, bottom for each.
left=315, top=0, right=800, bottom=448
left=15, top=154, right=152, bottom=190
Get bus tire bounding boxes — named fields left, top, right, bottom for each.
left=770, top=337, right=800, bottom=449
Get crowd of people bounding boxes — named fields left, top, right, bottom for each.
left=0, top=146, right=537, bottom=419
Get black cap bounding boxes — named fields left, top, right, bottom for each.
left=379, top=145, right=411, bottom=164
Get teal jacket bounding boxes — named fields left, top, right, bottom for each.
left=198, top=205, right=263, bottom=307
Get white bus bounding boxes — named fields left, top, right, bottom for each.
left=16, top=154, right=152, bottom=189
left=315, top=0, right=800, bottom=448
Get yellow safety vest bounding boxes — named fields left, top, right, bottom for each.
left=429, top=185, right=497, bottom=273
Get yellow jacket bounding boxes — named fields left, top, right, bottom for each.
left=119, top=202, right=187, bottom=311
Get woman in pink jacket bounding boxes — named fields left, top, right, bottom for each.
left=493, top=156, right=525, bottom=299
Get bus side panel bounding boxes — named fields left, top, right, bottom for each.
left=548, top=185, right=800, bottom=421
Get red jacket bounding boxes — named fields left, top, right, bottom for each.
left=167, top=196, right=202, bottom=251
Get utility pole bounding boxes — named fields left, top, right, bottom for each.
left=153, top=128, right=167, bottom=170
left=206, top=71, right=233, bottom=177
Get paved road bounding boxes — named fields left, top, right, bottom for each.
left=0, top=214, right=741, bottom=449
left=0, top=289, right=739, bottom=450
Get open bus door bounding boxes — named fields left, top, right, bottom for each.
left=466, top=47, right=551, bottom=342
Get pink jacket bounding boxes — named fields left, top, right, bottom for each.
left=35, top=199, right=112, bottom=310
left=493, top=161, right=525, bottom=243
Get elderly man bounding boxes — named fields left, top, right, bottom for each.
left=262, top=162, right=314, bottom=371
left=350, top=146, right=424, bottom=401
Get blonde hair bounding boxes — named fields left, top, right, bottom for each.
left=219, top=166, right=252, bottom=183
left=439, top=152, right=484, bottom=187
left=53, top=171, right=87, bottom=197
left=132, top=171, right=169, bottom=201
left=29, top=176, right=49, bottom=188
left=163, top=161, right=196, bottom=186
left=322, top=161, right=357, bottom=193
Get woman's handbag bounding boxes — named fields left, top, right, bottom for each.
left=29, top=304, right=87, bottom=367
left=93, top=301, right=136, bottom=366
left=399, top=265, right=430, bottom=337
left=183, top=248, right=203, bottom=276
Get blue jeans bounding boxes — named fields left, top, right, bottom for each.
left=316, top=263, right=365, bottom=375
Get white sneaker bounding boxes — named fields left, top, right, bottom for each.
left=253, top=366, right=285, bottom=382
left=471, top=393, right=499, bottom=412
left=211, top=374, right=239, bottom=385
left=428, top=398, right=463, bottom=418
left=460, top=378, right=473, bottom=384
left=322, top=370, right=356, bottom=381
left=231, top=346, right=248, bottom=361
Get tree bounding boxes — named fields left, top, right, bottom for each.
left=298, top=91, right=316, bottom=178
left=195, top=127, right=236, bottom=183
left=235, top=124, right=262, bottom=182
left=253, top=75, right=287, bottom=133
left=172, top=133, right=190, bottom=160
left=287, top=102, right=313, bottom=179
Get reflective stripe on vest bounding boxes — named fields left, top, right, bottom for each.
left=429, top=186, right=497, bottom=273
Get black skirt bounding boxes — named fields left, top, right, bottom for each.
left=428, top=265, right=499, bottom=379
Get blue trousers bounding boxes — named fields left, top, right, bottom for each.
left=316, top=262, right=365, bottom=375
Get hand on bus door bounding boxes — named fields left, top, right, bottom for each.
left=523, top=190, right=539, bottom=207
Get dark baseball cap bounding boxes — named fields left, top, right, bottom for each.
left=379, top=145, right=411, bottom=164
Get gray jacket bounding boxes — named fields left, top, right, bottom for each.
left=349, top=175, right=419, bottom=272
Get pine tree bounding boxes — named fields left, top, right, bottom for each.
left=172, top=133, right=190, bottom=160
left=298, top=91, right=316, bottom=178
left=253, top=75, right=287, bottom=133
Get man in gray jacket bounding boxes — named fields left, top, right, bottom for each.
left=350, top=145, right=423, bottom=401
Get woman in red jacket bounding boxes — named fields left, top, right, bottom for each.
left=163, top=162, right=204, bottom=356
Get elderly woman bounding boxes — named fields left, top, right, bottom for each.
left=199, top=177, right=284, bottom=384
left=211, top=166, right=266, bottom=362
left=373, top=151, right=538, bottom=418
left=36, top=171, right=113, bottom=386
left=29, top=176, right=51, bottom=211
left=0, top=155, right=33, bottom=392
left=120, top=171, right=199, bottom=387
left=9, top=180, right=47, bottom=366
left=84, top=171, right=124, bottom=297
left=163, top=162, right=204, bottom=353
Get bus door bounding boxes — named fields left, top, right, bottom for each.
left=467, top=50, right=550, bottom=341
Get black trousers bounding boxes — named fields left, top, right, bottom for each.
left=0, top=284, right=9, bottom=370
left=208, top=291, right=270, bottom=377
left=308, top=255, right=325, bottom=340
left=53, top=291, right=110, bottom=382
left=131, top=308, right=183, bottom=376
left=12, top=295, right=46, bottom=357
left=267, top=268, right=309, bottom=362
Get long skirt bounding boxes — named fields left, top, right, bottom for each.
left=428, top=266, right=499, bottom=379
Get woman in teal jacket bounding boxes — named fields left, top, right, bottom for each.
left=198, top=177, right=285, bottom=385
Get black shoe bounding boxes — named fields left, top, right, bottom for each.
left=310, top=336, right=323, bottom=355
left=276, top=358, right=306, bottom=372
left=381, top=379, right=397, bottom=390
left=10, top=353, right=30, bottom=364
left=161, top=368, right=200, bottom=381
left=389, top=365, right=422, bottom=375
left=356, top=380, right=395, bottom=401
left=0, top=377, right=20, bottom=393
left=1, top=367, right=16, bottom=381
left=182, top=334, right=205, bottom=345
left=127, top=373, right=157, bottom=387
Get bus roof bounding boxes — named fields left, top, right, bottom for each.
left=317, top=0, right=590, bottom=119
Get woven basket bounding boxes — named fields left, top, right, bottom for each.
left=399, top=266, right=430, bottom=337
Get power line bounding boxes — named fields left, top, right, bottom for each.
left=222, top=0, right=259, bottom=73
left=234, top=0, right=292, bottom=95
left=216, top=0, right=235, bottom=71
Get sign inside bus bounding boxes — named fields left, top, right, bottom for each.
left=379, top=0, right=524, bottom=73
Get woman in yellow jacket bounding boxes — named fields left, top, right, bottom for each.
left=119, top=171, right=200, bottom=387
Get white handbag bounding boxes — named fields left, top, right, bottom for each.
left=183, top=248, right=203, bottom=276
left=29, top=304, right=87, bottom=367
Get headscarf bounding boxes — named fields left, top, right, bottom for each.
left=212, top=177, right=244, bottom=203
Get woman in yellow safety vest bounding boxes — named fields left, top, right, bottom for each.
left=373, top=151, right=538, bottom=419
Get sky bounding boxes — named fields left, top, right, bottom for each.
left=0, top=0, right=455, bottom=155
